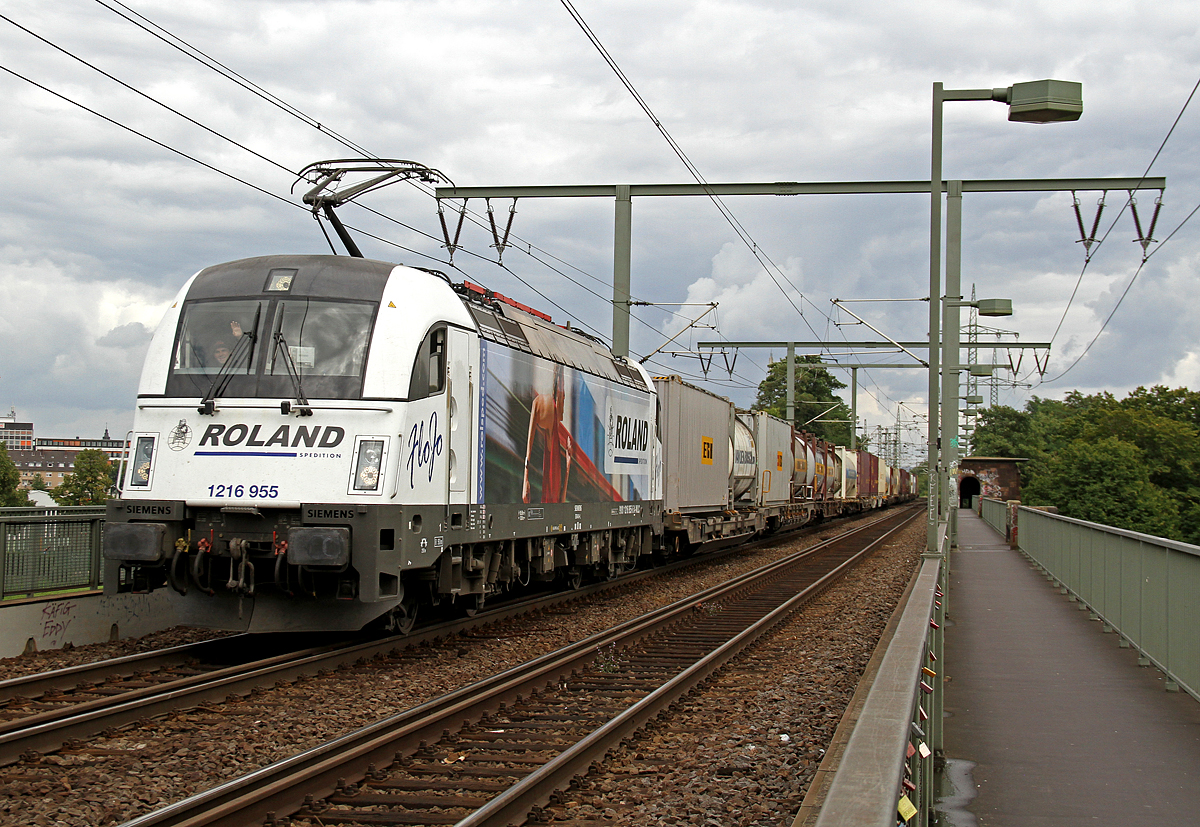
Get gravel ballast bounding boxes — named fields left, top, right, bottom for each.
left=0, top=510, right=921, bottom=827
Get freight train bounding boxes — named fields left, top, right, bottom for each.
left=103, top=254, right=915, bottom=633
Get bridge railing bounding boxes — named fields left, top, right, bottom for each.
left=0, top=506, right=107, bottom=599
left=811, top=521, right=946, bottom=827
left=980, top=496, right=1008, bottom=535
left=1017, top=506, right=1200, bottom=702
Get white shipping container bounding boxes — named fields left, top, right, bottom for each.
left=654, top=376, right=735, bottom=513
left=740, top=411, right=793, bottom=506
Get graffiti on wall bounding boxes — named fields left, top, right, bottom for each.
left=40, top=600, right=76, bottom=647
left=966, top=468, right=1003, bottom=498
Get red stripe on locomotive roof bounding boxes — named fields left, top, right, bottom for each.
left=461, top=281, right=554, bottom=323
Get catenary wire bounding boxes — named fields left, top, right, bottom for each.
left=1, top=12, right=296, bottom=176
left=556, top=0, right=901, bottom=416
left=93, top=0, right=701, bottom=330
left=92, top=0, right=376, bottom=158
left=557, top=0, right=814, bottom=328
left=1037, top=70, right=1200, bottom=385
left=21, top=5, right=842, bottom=413
left=0, top=62, right=296, bottom=208
left=88, top=0, right=789, bottom=392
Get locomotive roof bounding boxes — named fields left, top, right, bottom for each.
left=188, top=255, right=395, bottom=302
left=464, top=293, right=649, bottom=392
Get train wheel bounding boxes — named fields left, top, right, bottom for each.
left=385, top=599, right=419, bottom=636
left=560, top=567, right=583, bottom=591
left=461, top=593, right=485, bottom=617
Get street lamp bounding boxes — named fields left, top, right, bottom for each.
left=927, top=79, right=1083, bottom=555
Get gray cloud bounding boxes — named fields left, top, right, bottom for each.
left=95, top=321, right=153, bottom=348
left=1, top=0, right=1198, bottom=460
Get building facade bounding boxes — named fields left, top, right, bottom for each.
left=36, top=433, right=127, bottom=462
left=12, top=449, right=81, bottom=490
left=0, top=409, right=34, bottom=452
left=2, top=410, right=126, bottom=491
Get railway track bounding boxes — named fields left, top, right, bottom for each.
left=119, top=506, right=918, bottom=827
left=0, top=517, right=838, bottom=768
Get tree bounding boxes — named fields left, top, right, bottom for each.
left=1023, top=437, right=1179, bottom=539
left=0, top=445, right=31, bottom=507
left=972, top=405, right=1036, bottom=459
left=1079, top=407, right=1200, bottom=492
left=963, top=387, right=1200, bottom=543
left=1121, top=385, right=1200, bottom=429
left=753, top=356, right=855, bottom=445
left=53, top=449, right=116, bottom=506
left=30, top=473, right=49, bottom=491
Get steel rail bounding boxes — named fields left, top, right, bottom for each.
left=0, top=526, right=759, bottom=765
left=0, top=636, right=244, bottom=704
left=464, top=508, right=919, bottom=825
left=0, top=511, right=839, bottom=766
left=118, top=507, right=918, bottom=827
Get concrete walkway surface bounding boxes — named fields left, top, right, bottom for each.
left=940, top=509, right=1200, bottom=826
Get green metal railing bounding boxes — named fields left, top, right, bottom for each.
left=1017, top=506, right=1200, bottom=702
left=814, top=523, right=947, bottom=827
left=0, top=506, right=106, bottom=599
left=980, top=497, right=1009, bottom=536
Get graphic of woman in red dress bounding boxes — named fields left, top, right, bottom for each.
left=522, top=363, right=574, bottom=503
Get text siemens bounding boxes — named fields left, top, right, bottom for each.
left=305, top=508, right=356, bottom=520
left=124, top=504, right=173, bottom=515
left=199, top=424, right=345, bottom=448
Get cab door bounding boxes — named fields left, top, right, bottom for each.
left=447, top=327, right=477, bottom=503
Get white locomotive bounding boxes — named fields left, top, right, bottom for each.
left=105, top=252, right=917, bottom=634
left=105, top=255, right=660, bottom=632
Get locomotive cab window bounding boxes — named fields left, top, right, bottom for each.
left=408, top=326, right=447, bottom=400
left=166, top=297, right=376, bottom=399
left=168, top=299, right=266, bottom=397
left=266, top=300, right=373, bottom=378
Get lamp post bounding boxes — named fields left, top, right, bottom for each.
left=927, top=79, right=1083, bottom=554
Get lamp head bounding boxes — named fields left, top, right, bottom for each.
left=975, top=298, right=1013, bottom=316
left=999, top=80, right=1083, bottom=123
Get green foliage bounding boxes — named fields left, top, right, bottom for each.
left=971, top=385, right=1200, bottom=544
left=753, top=356, right=855, bottom=445
left=0, top=445, right=32, bottom=507
left=972, top=405, right=1035, bottom=459
left=30, top=473, right=49, bottom=491
left=1022, top=437, right=1179, bottom=538
left=52, top=449, right=116, bottom=506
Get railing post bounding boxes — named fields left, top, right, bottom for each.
left=90, top=516, right=103, bottom=591
left=0, top=512, right=6, bottom=600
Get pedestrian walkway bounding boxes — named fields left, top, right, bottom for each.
left=940, top=509, right=1200, bottom=826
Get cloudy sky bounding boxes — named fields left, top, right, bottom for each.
left=2, top=0, right=1198, bottom=465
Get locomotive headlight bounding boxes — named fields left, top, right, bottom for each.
left=129, top=436, right=156, bottom=487
left=353, top=439, right=385, bottom=491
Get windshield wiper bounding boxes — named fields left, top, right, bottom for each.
left=198, top=306, right=260, bottom=415
left=272, top=309, right=311, bottom=416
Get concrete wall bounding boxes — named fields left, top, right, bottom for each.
left=0, top=591, right=181, bottom=659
